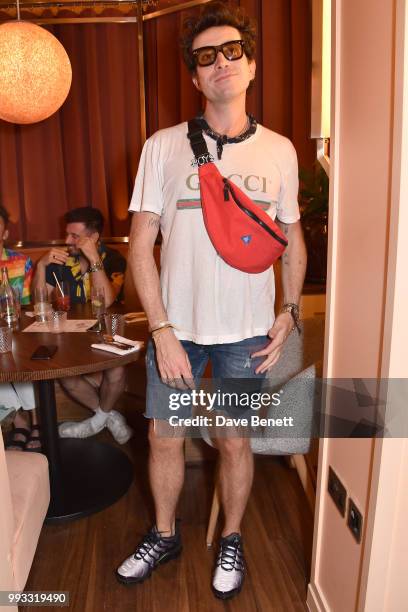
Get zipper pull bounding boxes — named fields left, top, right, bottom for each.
left=223, top=178, right=230, bottom=201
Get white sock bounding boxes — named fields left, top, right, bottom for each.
left=91, top=407, right=109, bottom=427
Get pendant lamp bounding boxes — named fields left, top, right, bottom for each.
left=0, top=1, right=72, bottom=124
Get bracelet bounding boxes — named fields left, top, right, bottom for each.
left=88, top=259, right=103, bottom=273
left=280, top=302, right=301, bottom=335
left=151, top=324, right=174, bottom=339
left=149, top=320, right=173, bottom=333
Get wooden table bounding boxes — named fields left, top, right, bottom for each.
left=0, top=305, right=145, bottom=524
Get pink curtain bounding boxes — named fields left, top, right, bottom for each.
left=0, top=23, right=141, bottom=241
left=0, top=1, right=314, bottom=242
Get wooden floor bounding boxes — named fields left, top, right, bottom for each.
left=24, top=395, right=314, bottom=612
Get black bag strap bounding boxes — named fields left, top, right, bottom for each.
left=187, top=119, right=214, bottom=166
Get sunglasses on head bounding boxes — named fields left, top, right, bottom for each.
left=192, top=40, right=245, bottom=67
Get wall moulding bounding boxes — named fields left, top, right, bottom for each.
left=311, top=0, right=331, bottom=176
left=0, top=0, right=212, bottom=23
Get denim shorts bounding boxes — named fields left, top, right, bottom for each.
left=145, top=336, right=269, bottom=420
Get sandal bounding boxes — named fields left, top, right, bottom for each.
left=5, top=427, right=30, bottom=451
left=25, top=425, right=42, bottom=453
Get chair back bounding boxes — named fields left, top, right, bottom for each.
left=199, top=317, right=325, bottom=455
left=252, top=317, right=325, bottom=455
left=0, top=429, right=17, bottom=593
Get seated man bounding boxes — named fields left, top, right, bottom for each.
left=0, top=205, right=40, bottom=451
left=32, top=206, right=132, bottom=444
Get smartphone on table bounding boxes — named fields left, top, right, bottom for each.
left=30, top=345, right=58, bottom=360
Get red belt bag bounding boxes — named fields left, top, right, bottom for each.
left=187, top=120, right=288, bottom=274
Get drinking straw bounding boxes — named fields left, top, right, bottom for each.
left=53, top=272, right=64, bottom=297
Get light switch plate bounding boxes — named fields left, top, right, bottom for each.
left=347, top=498, right=363, bottom=543
left=328, top=466, right=347, bottom=516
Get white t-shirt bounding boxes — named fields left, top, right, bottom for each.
left=129, top=121, right=300, bottom=344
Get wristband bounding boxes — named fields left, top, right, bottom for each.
left=280, top=302, right=301, bottom=335
left=149, top=320, right=173, bottom=333
left=88, top=259, right=103, bottom=273
left=151, top=324, right=174, bottom=339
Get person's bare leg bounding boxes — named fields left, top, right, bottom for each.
left=216, top=435, right=253, bottom=536
left=59, top=369, right=128, bottom=440
left=8, top=409, right=30, bottom=449
left=58, top=374, right=103, bottom=437
left=59, top=375, right=101, bottom=412
left=26, top=409, right=41, bottom=449
left=99, top=367, right=126, bottom=412
left=14, top=409, right=29, bottom=429
left=148, top=420, right=185, bottom=535
left=31, top=408, right=39, bottom=426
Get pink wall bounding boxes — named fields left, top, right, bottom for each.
left=310, top=0, right=397, bottom=610
left=319, top=440, right=374, bottom=610
left=331, top=0, right=394, bottom=379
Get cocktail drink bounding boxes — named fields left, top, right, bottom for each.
left=91, top=287, right=105, bottom=331
left=55, top=294, right=70, bottom=311
left=54, top=281, right=71, bottom=312
left=92, top=297, right=105, bottom=318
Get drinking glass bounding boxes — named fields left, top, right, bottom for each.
left=91, top=287, right=106, bottom=331
left=34, top=286, right=52, bottom=322
left=0, top=325, right=12, bottom=353
left=45, top=310, right=67, bottom=333
left=54, top=281, right=70, bottom=312
left=11, top=286, right=22, bottom=319
left=104, top=313, right=125, bottom=337
left=0, top=284, right=19, bottom=328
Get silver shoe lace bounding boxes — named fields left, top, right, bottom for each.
left=216, top=537, right=244, bottom=572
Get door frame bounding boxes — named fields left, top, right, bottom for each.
left=308, top=1, right=408, bottom=610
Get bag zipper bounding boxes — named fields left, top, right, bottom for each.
left=222, top=178, right=288, bottom=247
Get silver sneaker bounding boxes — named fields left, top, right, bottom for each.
left=106, top=410, right=133, bottom=444
left=116, top=525, right=182, bottom=584
left=212, top=533, right=245, bottom=599
left=58, top=417, right=106, bottom=439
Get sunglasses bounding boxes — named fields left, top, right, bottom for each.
left=192, top=40, right=245, bottom=67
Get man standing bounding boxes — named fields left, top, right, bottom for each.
left=117, top=1, right=306, bottom=599
left=33, top=206, right=132, bottom=444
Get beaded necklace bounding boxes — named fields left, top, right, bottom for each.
left=195, top=114, right=257, bottom=160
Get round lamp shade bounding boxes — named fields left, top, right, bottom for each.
left=0, top=21, right=72, bottom=124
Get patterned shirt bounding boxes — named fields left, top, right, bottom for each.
left=45, top=243, right=126, bottom=304
left=0, top=248, right=33, bottom=305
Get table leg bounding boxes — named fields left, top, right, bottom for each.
left=36, top=380, right=134, bottom=524
left=38, top=380, right=63, bottom=490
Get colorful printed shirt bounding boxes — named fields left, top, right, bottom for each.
left=45, top=243, right=126, bottom=304
left=0, top=248, right=33, bottom=305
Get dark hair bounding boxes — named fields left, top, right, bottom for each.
left=0, top=205, right=10, bottom=227
left=180, top=1, right=257, bottom=73
left=64, top=206, right=104, bottom=235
